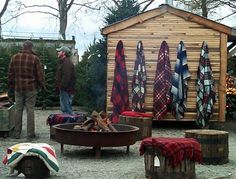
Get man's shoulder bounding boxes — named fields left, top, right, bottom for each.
left=12, top=52, right=40, bottom=61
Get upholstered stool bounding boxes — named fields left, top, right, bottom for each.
left=139, top=137, right=202, bottom=179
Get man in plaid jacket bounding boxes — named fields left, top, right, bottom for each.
left=8, top=40, right=46, bottom=139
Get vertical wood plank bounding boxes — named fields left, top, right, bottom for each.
left=219, top=33, right=228, bottom=122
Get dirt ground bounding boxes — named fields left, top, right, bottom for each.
left=0, top=109, right=236, bottom=179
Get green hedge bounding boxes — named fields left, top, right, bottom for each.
left=0, top=41, right=60, bottom=108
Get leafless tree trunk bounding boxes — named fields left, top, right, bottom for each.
left=0, top=0, right=10, bottom=38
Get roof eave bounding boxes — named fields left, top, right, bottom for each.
left=101, top=4, right=233, bottom=37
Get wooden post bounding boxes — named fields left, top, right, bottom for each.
left=219, top=33, right=228, bottom=122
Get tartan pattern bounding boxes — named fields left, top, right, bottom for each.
left=131, top=41, right=147, bottom=112
left=153, top=41, right=172, bottom=120
left=8, top=50, right=45, bottom=92
left=139, top=137, right=202, bottom=167
left=110, top=40, right=130, bottom=123
left=196, top=41, right=216, bottom=127
left=171, top=41, right=190, bottom=120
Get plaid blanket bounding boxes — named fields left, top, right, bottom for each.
left=110, top=40, right=130, bottom=123
left=153, top=41, right=172, bottom=120
left=121, top=111, right=153, bottom=118
left=2, top=143, right=59, bottom=174
left=139, top=137, right=202, bottom=167
left=131, top=41, right=147, bottom=112
left=47, top=113, right=86, bottom=126
left=196, top=41, right=216, bottom=127
left=171, top=41, right=190, bottom=120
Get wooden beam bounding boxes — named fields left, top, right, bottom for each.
left=219, top=33, right=228, bottom=122
left=102, top=7, right=167, bottom=35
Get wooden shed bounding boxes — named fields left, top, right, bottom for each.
left=101, top=4, right=236, bottom=122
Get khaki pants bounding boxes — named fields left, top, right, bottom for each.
left=14, top=90, right=37, bottom=138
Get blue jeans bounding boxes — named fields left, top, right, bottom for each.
left=59, top=90, right=73, bottom=114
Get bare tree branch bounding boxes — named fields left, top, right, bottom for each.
left=215, top=11, right=236, bottom=21
left=20, top=4, right=59, bottom=12
left=0, top=0, right=10, bottom=17
left=141, top=0, right=155, bottom=12
left=2, top=11, right=59, bottom=25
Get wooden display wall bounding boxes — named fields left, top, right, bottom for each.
left=106, top=12, right=227, bottom=122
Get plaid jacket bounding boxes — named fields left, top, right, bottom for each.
left=8, top=50, right=45, bottom=92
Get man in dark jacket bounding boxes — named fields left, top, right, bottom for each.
left=56, top=46, right=76, bottom=114
left=8, top=40, right=46, bottom=139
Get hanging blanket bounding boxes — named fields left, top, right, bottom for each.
left=139, top=137, right=202, bottom=167
left=47, top=113, right=86, bottom=126
left=196, top=41, right=216, bottom=127
left=131, top=41, right=147, bottom=112
left=110, top=40, right=130, bottom=123
left=153, top=41, right=172, bottom=120
left=2, top=143, right=59, bottom=174
left=171, top=41, right=191, bottom=120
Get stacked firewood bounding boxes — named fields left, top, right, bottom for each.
left=73, top=111, right=117, bottom=132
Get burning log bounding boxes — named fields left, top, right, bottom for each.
left=73, top=111, right=117, bottom=132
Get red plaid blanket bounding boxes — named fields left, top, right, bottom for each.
left=110, top=40, right=130, bottom=123
left=47, top=113, right=85, bottom=126
left=153, top=41, right=172, bottom=120
left=121, top=111, right=153, bottom=118
left=139, top=137, right=202, bottom=167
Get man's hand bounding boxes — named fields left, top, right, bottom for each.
left=7, top=89, right=15, bottom=104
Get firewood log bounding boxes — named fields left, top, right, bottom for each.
left=91, top=111, right=110, bottom=132
left=81, top=117, right=94, bottom=127
left=79, top=122, right=94, bottom=131
left=107, top=123, right=118, bottom=132
left=99, top=111, right=107, bottom=119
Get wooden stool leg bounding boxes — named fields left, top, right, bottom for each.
left=95, top=147, right=101, bottom=159
left=60, top=144, right=64, bottom=153
left=126, top=146, right=130, bottom=154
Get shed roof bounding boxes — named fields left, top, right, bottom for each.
left=101, top=4, right=236, bottom=42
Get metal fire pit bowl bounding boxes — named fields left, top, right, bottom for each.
left=53, top=123, right=139, bottom=159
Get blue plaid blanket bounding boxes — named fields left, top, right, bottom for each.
left=131, top=41, right=147, bottom=112
left=171, top=41, right=190, bottom=120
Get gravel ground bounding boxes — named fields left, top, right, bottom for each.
left=0, top=109, right=236, bottom=179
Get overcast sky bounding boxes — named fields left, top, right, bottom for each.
left=1, top=0, right=236, bottom=56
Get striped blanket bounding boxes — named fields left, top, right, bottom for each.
left=196, top=41, right=216, bottom=127
left=131, top=41, right=147, bottom=112
left=2, top=143, right=59, bottom=174
left=171, top=41, right=190, bottom=120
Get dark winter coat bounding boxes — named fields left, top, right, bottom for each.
left=55, top=57, right=76, bottom=94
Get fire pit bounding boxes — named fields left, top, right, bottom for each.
left=53, top=123, right=139, bottom=159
